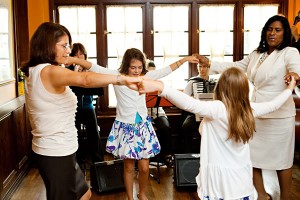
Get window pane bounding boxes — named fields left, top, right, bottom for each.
left=154, top=57, right=190, bottom=90
left=244, top=4, right=278, bottom=54
left=58, top=6, right=97, bottom=59
left=153, top=5, right=189, bottom=90
left=0, top=1, right=14, bottom=83
left=107, top=33, right=143, bottom=59
left=107, top=6, right=142, bottom=33
left=199, top=5, right=234, bottom=62
left=106, top=5, right=143, bottom=107
left=107, top=58, right=118, bottom=107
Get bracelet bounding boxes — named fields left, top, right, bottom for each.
left=116, top=74, right=121, bottom=85
left=176, top=60, right=182, bottom=68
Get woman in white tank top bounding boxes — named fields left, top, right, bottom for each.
left=21, top=22, right=141, bottom=200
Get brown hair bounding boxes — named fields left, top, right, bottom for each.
left=214, top=67, right=255, bottom=143
left=21, top=22, right=72, bottom=76
left=70, top=43, right=87, bottom=60
left=118, top=48, right=147, bottom=75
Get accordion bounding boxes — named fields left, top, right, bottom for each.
left=191, top=77, right=216, bottom=96
left=190, top=77, right=217, bottom=121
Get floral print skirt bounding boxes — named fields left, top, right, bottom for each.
left=106, top=115, right=161, bottom=160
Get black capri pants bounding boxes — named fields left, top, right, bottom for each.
left=34, top=152, right=89, bottom=200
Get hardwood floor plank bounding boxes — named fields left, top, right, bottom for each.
left=10, top=157, right=300, bottom=200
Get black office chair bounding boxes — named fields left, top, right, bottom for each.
left=77, top=122, right=89, bottom=178
left=149, top=155, right=165, bottom=184
left=146, top=93, right=173, bottom=183
left=71, top=86, right=104, bottom=179
left=149, top=114, right=173, bottom=184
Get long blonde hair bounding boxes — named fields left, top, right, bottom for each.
left=214, top=67, right=255, bottom=143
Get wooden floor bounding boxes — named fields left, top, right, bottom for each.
left=9, top=154, right=300, bottom=200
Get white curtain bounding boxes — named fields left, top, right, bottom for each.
left=199, top=5, right=234, bottom=62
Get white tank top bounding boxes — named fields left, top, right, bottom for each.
left=25, top=63, right=78, bottom=156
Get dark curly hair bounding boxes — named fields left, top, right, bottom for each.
left=256, top=15, right=291, bottom=53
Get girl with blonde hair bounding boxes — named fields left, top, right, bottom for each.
left=137, top=67, right=296, bottom=200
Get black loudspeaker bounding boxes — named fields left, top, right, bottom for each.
left=174, top=154, right=200, bottom=187
left=90, top=159, right=125, bottom=193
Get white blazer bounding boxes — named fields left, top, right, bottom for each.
left=210, top=47, right=300, bottom=118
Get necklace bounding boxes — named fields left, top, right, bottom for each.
left=251, top=52, right=269, bottom=86
left=257, top=52, right=269, bottom=67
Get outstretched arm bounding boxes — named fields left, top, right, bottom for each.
left=42, top=65, right=141, bottom=92
left=252, top=76, right=296, bottom=117
left=146, top=55, right=199, bottom=80
left=169, top=56, right=199, bottom=71
left=192, top=52, right=250, bottom=74
left=66, top=57, right=118, bottom=75
left=138, top=79, right=220, bottom=118
left=66, top=57, right=92, bottom=69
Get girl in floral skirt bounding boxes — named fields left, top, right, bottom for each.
left=104, top=48, right=198, bottom=200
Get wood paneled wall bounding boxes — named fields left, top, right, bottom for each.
left=0, top=97, right=32, bottom=200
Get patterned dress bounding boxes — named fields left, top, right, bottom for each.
left=87, top=63, right=173, bottom=160
left=106, top=113, right=161, bottom=160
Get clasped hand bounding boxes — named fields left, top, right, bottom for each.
left=124, top=76, right=162, bottom=95
left=129, top=72, right=298, bottom=95
left=284, top=72, right=300, bottom=86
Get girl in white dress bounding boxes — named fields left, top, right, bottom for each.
left=137, top=67, right=296, bottom=200
left=196, top=15, right=300, bottom=199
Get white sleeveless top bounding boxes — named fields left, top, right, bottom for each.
left=25, top=63, right=78, bottom=156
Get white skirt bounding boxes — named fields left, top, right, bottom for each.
left=249, top=117, right=295, bottom=170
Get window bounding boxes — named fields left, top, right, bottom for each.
left=199, top=4, right=234, bottom=62
left=58, top=6, right=97, bottom=63
left=106, top=5, right=143, bottom=107
left=54, top=0, right=286, bottom=110
left=153, top=5, right=189, bottom=90
left=0, top=0, right=14, bottom=83
left=243, top=4, right=279, bottom=55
